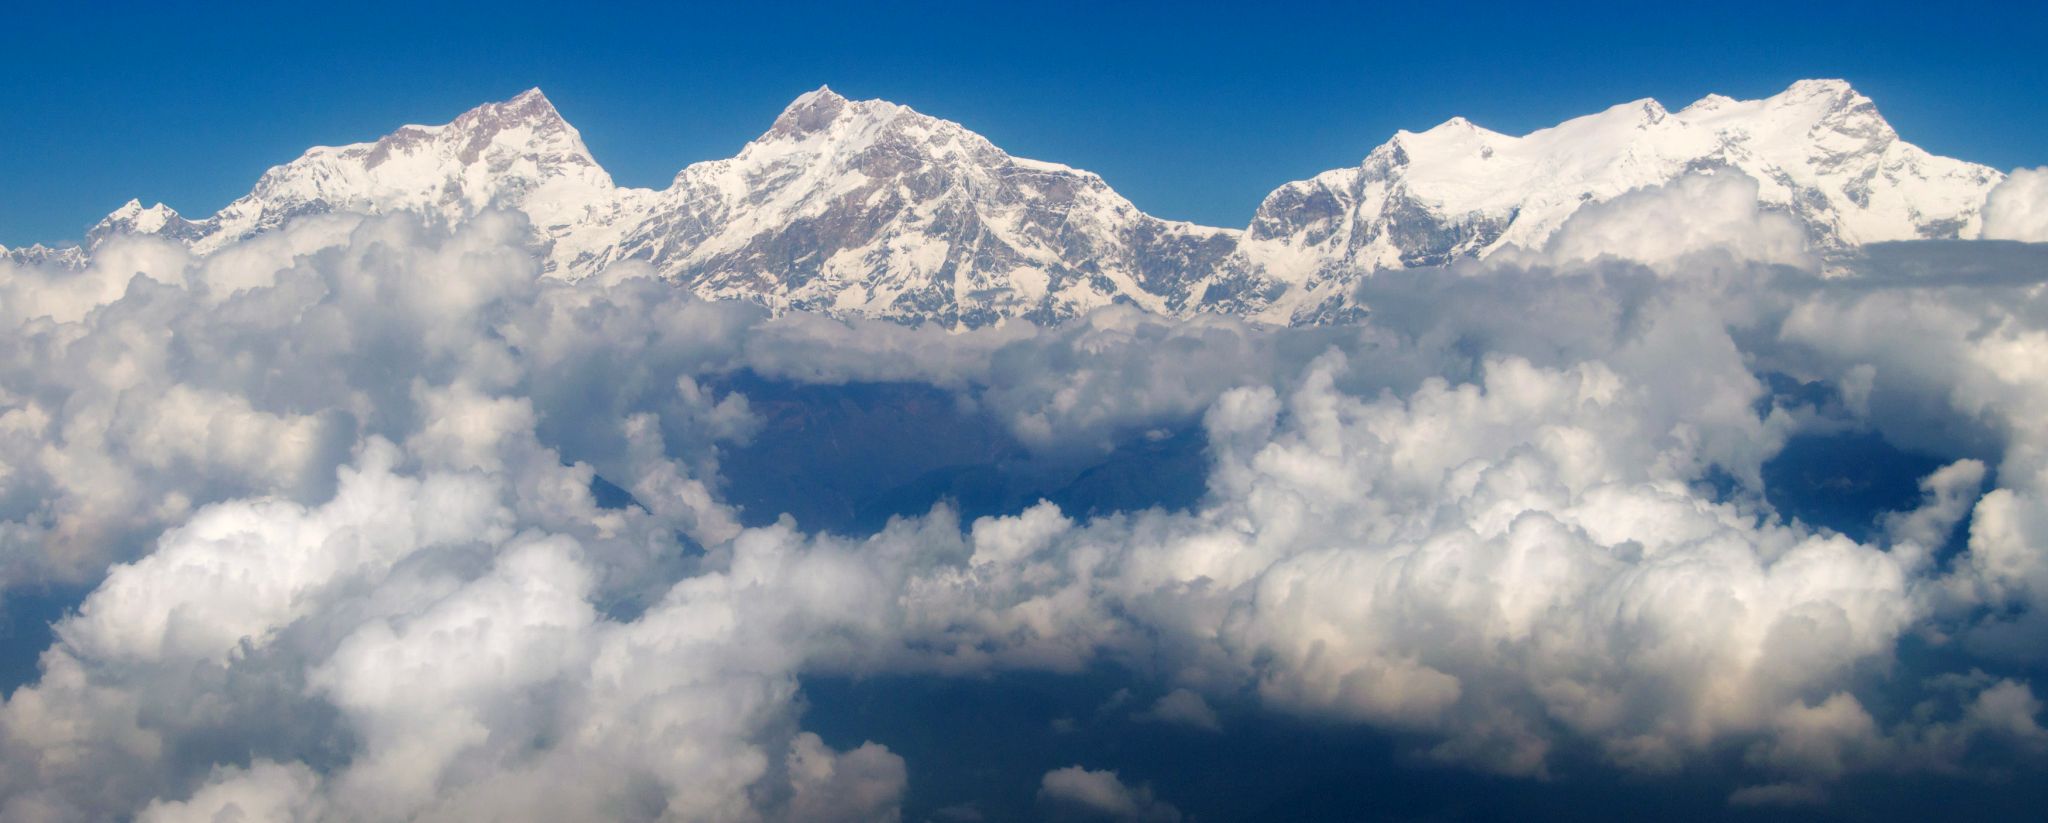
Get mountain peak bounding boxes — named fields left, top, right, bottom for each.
left=797, top=84, right=844, bottom=104
left=1679, top=93, right=1738, bottom=116
left=770, top=85, right=852, bottom=137
left=1778, top=79, right=1881, bottom=121
left=88, top=199, right=192, bottom=246
left=1770, top=79, right=1881, bottom=120
left=1748, top=78, right=1898, bottom=149
left=1780, top=78, right=1858, bottom=100
left=1567, top=98, right=1670, bottom=130
left=447, top=87, right=570, bottom=135
left=99, top=199, right=179, bottom=229
left=344, top=84, right=595, bottom=177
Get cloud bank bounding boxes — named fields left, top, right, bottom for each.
left=1, top=173, right=2046, bottom=818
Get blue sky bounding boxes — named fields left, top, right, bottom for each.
left=3, top=0, right=2043, bottom=246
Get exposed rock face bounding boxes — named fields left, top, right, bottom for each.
left=54, top=80, right=2004, bottom=328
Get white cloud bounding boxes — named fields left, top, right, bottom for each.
left=1982, top=167, right=2048, bottom=242
left=1107, top=353, right=1916, bottom=775
left=1134, top=689, right=1221, bottom=732
left=137, top=760, right=326, bottom=823
left=1770, top=260, right=2048, bottom=653
left=59, top=439, right=510, bottom=665
left=308, top=535, right=597, bottom=819
left=1535, top=173, right=1814, bottom=271
left=0, top=213, right=889, bottom=821
left=1037, top=766, right=1181, bottom=822
left=0, top=234, right=189, bottom=325
left=1881, top=458, right=1987, bottom=565
left=780, top=733, right=909, bottom=823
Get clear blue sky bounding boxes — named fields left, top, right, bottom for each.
left=3, top=0, right=2043, bottom=247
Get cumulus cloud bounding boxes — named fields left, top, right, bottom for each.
left=0, top=213, right=894, bottom=821
left=3, top=437, right=913, bottom=821
left=1134, top=689, right=1221, bottom=732
left=1981, top=167, right=2048, bottom=242
left=1067, top=352, right=1917, bottom=776
left=0, top=234, right=190, bottom=325
left=1534, top=172, right=1814, bottom=271
left=1, top=178, right=2046, bottom=819
left=1767, top=249, right=2048, bottom=663
left=1037, top=766, right=1181, bottom=822
left=138, top=760, right=327, bottom=823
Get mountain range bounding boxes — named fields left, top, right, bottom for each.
left=6, top=80, right=2005, bottom=328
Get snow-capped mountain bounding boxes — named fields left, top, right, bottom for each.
left=50, top=79, right=2005, bottom=328
left=2, top=243, right=87, bottom=269
left=1210, top=79, right=2003, bottom=321
left=592, top=88, right=1238, bottom=328
left=148, top=89, right=623, bottom=260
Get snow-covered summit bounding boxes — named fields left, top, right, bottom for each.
left=174, top=87, right=625, bottom=258
left=1242, top=79, right=2000, bottom=273
left=1184, top=79, right=2004, bottom=321
left=1, top=242, right=87, bottom=270
left=67, top=80, right=2008, bottom=327
left=87, top=200, right=207, bottom=247
left=584, top=85, right=1238, bottom=328
left=766, top=85, right=854, bottom=137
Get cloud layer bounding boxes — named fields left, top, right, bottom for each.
left=1, top=174, right=2046, bottom=818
